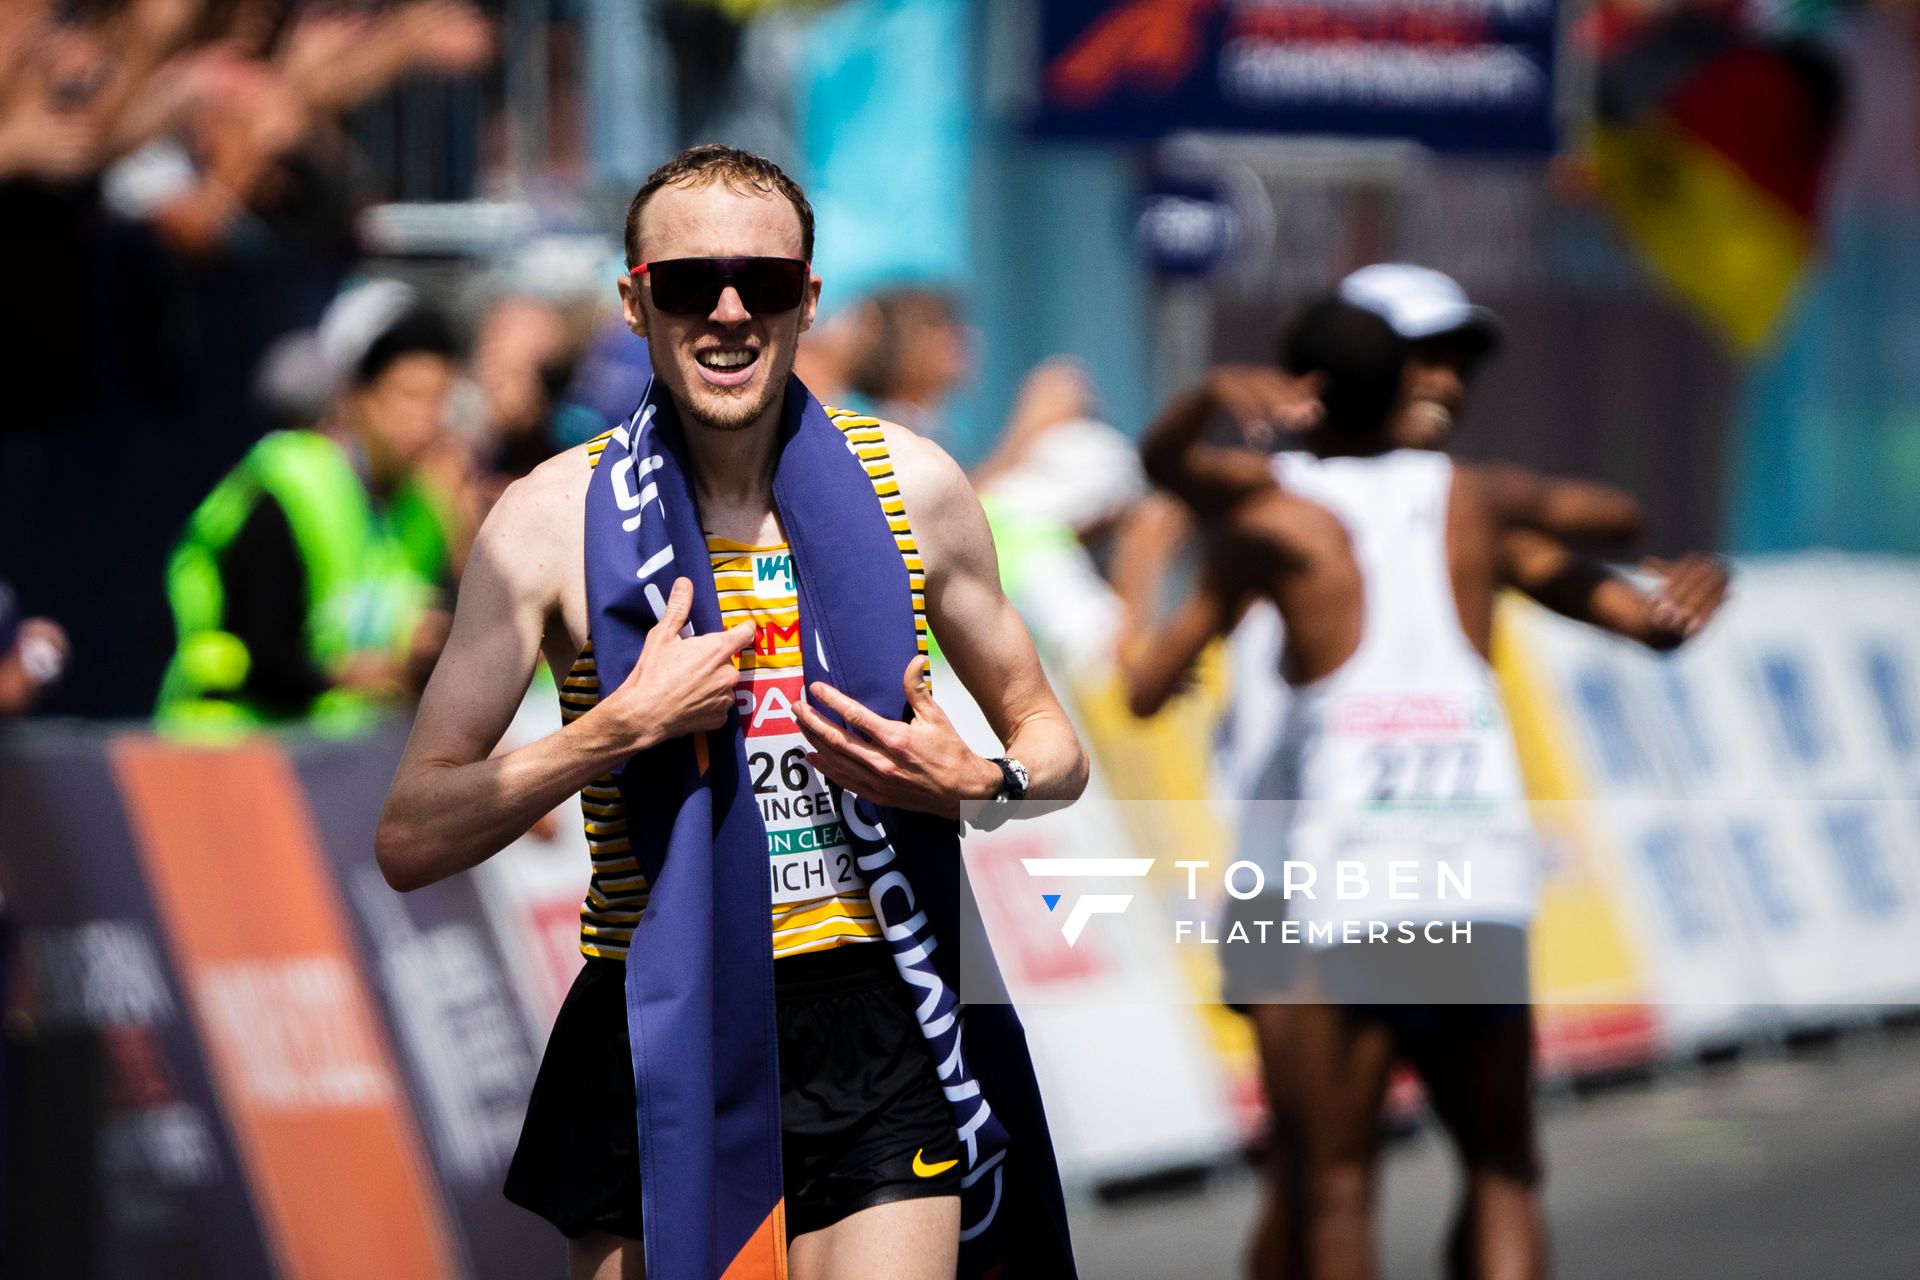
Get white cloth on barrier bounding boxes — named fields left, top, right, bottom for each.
left=1508, top=554, right=1920, bottom=1044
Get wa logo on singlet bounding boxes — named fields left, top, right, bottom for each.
left=753, top=550, right=795, bottom=599
left=1021, top=858, right=1155, bottom=947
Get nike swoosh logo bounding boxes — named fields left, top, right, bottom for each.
left=912, top=1149, right=959, bottom=1178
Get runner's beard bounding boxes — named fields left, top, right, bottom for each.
left=682, top=345, right=795, bottom=432
left=685, top=376, right=781, bottom=432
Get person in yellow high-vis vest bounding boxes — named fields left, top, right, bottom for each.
left=157, top=307, right=465, bottom=736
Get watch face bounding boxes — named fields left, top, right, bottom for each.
left=1002, top=757, right=1030, bottom=796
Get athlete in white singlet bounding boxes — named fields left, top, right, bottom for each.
left=1264, top=447, right=1537, bottom=940
left=1140, top=300, right=1547, bottom=1280
left=1134, top=295, right=1731, bottom=1280
left=1209, top=263, right=1726, bottom=830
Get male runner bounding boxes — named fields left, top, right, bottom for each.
left=376, top=145, right=1087, bottom=1280
left=1136, top=265, right=1726, bottom=708
left=1336, top=263, right=1726, bottom=649
left=1133, top=296, right=1723, bottom=1280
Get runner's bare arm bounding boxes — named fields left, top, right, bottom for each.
left=1140, top=367, right=1324, bottom=516
left=1106, top=493, right=1192, bottom=632
left=1124, top=544, right=1246, bottom=718
left=795, top=424, right=1089, bottom=817
left=1501, top=529, right=1729, bottom=650
left=376, top=455, right=753, bottom=890
left=1501, top=528, right=1670, bottom=647
left=1470, top=461, right=1645, bottom=546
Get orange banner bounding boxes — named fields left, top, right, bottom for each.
left=112, top=736, right=459, bottom=1280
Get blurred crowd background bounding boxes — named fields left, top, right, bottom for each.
left=2, top=0, right=1916, bottom=722
left=4, top=0, right=1920, bottom=1277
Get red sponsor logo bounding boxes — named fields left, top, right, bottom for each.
left=755, top=619, right=801, bottom=655
left=1335, top=694, right=1468, bottom=735
left=737, top=672, right=805, bottom=735
left=1047, top=0, right=1219, bottom=108
left=1228, top=7, right=1491, bottom=50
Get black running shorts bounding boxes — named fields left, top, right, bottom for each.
left=504, top=942, right=964, bottom=1241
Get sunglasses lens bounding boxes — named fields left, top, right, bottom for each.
left=645, top=258, right=807, bottom=316
left=733, top=259, right=808, bottom=313
left=645, top=260, right=718, bottom=315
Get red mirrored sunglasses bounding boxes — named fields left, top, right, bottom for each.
left=629, top=256, right=810, bottom=317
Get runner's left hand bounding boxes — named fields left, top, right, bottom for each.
left=1643, top=553, right=1731, bottom=646
left=796, top=656, right=1002, bottom=820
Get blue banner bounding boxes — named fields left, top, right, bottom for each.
left=1033, top=0, right=1558, bottom=154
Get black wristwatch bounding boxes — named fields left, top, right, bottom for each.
left=989, top=756, right=1030, bottom=804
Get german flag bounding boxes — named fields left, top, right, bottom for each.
left=1589, top=10, right=1842, bottom=353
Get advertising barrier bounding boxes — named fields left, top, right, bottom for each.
left=2, top=733, right=275, bottom=1280
left=1506, top=556, right=1920, bottom=1030
left=1, top=726, right=554, bottom=1280
left=4, top=553, right=1919, bottom=1272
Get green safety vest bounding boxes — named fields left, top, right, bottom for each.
left=915, top=495, right=1085, bottom=672
left=979, top=495, right=1082, bottom=608
left=155, top=430, right=453, bottom=738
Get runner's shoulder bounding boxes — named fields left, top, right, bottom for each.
left=1227, top=487, right=1350, bottom=568
left=821, top=407, right=943, bottom=473
left=862, top=416, right=972, bottom=511
left=468, top=442, right=599, bottom=596
left=497, top=441, right=598, bottom=518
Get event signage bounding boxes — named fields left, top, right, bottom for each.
left=0, top=739, right=275, bottom=1279
left=1137, top=173, right=1240, bottom=278
left=295, top=730, right=554, bottom=1277
left=1035, top=0, right=1559, bottom=154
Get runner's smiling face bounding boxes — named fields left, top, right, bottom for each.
left=1395, top=331, right=1489, bottom=450
left=620, top=181, right=820, bottom=433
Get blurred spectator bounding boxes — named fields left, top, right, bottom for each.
left=974, top=357, right=1158, bottom=673
left=100, top=0, right=493, bottom=458
left=0, top=581, right=67, bottom=719
left=0, top=0, right=493, bottom=718
left=846, top=285, right=969, bottom=438
left=1, top=0, right=183, bottom=428
left=155, top=290, right=464, bottom=735
left=564, top=315, right=652, bottom=434
left=102, top=1, right=491, bottom=263
left=970, top=357, right=1100, bottom=490
left=468, top=293, right=585, bottom=508
left=793, top=297, right=880, bottom=409
left=974, top=358, right=1178, bottom=620
left=474, top=236, right=634, bottom=451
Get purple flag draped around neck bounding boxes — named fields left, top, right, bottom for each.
left=581, top=375, right=1076, bottom=1280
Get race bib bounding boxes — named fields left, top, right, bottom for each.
left=1324, top=690, right=1521, bottom=827
left=736, top=669, right=863, bottom=904
left=1284, top=686, right=1539, bottom=929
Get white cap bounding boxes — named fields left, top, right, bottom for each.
left=317, top=277, right=420, bottom=391
left=1338, top=263, right=1499, bottom=346
left=253, top=330, right=332, bottom=425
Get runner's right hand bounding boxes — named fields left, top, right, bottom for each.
left=602, top=577, right=757, bottom=747
left=1204, top=364, right=1324, bottom=446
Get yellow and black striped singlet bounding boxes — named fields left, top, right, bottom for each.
left=566, top=408, right=931, bottom=961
